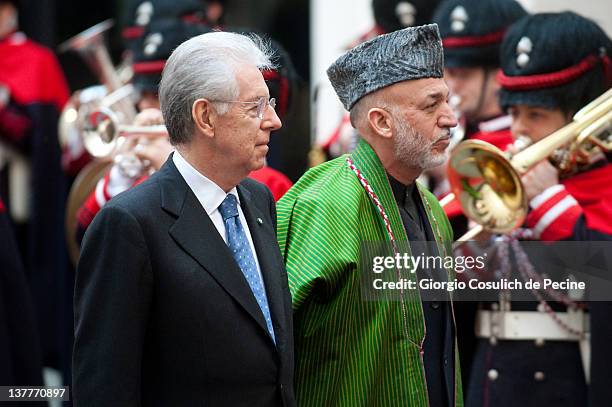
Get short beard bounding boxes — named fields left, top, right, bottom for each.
left=393, top=117, right=448, bottom=170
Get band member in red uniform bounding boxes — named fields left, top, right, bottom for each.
left=432, top=0, right=527, bottom=227
left=431, top=0, right=527, bottom=386
left=464, top=11, right=612, bottom=407
left=0, top=0, right=70, bottom=369
left=433, top=0, right=526, bottom=151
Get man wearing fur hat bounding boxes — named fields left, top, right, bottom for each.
left=277, top=25, right=461, bottom=406
left=314, top=0, right=443, bottom=164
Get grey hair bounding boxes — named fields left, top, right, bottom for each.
left=349, top=91, right=392, bottom=130
left=159, top=31, right=276, bottom=145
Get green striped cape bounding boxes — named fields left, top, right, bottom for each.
left=277, top=140, right=463, bottom=406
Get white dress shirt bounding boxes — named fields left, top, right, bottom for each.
left=172, top=151, right=265, bottom=283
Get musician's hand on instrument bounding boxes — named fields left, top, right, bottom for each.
left=134, top=137, right=173, bottom=170
left=133, top=108, right=164, bottom=126
left=505, top=143, right=518, bottom=158
left=115, top=134, right=139, bottom=154
left=521, top=160, right=560, bottom=201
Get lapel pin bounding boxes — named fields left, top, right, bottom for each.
left=257, top=217, right=263, bottom=225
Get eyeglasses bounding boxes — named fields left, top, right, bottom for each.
left=211, top=97, right=276, bottom=119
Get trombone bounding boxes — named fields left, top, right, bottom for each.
left=444, top=87, right=612, bottom=244
left=58, top=20, right=136, bottom=152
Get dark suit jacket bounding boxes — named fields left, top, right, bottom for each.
left=73, top=157, right=295, bottom=407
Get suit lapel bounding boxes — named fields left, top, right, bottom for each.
left=160, top=160, right=272, bottom=341
left=238, top=184, right=287, bottom=349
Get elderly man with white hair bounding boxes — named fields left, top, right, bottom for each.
left=73, top=31, right=296, bottom=407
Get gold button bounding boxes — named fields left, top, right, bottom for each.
left=534, top=371, right=545, bottom=381
left=488, top=369, right=499, bottom=381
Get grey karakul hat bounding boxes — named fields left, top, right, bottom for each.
left=327, top=23, right=444, bottom=110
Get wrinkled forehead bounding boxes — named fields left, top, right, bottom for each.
left=384, top=77, right=449, bottom=103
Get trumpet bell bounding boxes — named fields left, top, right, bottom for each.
left=82, top=107, right=120, bottom=158
left=446, top=88, right=612, bottom=239
left=448, top=139, right=526, bottom=233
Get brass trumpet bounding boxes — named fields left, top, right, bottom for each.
left=82, top=107, right=166, bottom=158
left=446, top=87, right=612, bottom=241
left=82, top=107, right=167, bottom=178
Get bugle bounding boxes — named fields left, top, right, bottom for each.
left=446, top=88, right=612, bottom=241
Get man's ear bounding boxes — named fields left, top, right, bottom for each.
left=367, top=108, right=394, bottom=140
left=192, top=98, right=216, bottom=138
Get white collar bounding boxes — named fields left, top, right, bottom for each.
left=172, top=151, right=240, bottom=215
left=6, top=32, right=26, bottom=45
left=478, top=115, right=512, bottom=133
